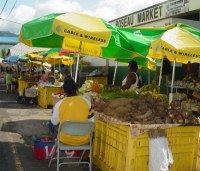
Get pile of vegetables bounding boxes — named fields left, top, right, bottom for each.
left=167, top=101, right=199, bottom=124
left=78, top=80, right=103, bottom=102
left=100, top=86, right=138, bottom=101
left=138, top=81, right=160, bottom=94
left=95, top=93, right=200, bottom=124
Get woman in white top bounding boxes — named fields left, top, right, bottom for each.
left=121, top=60, right=139, bottom=90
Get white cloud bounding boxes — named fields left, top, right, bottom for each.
left=93, top=0, right=166, bottom=21
left=11, top=5, right=36, bottom=24
left=36, top=0, right=83, bottom=16
left=0, top=0, right=166, bottom=34
left=0, top=5, right=36, bottom=34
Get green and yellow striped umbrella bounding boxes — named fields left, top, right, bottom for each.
left=19, top=12, right=135, bottom=58
left=118, top=23, right=200, bottom=64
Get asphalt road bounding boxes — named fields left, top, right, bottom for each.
left=0, top=84, right=100, bottom=171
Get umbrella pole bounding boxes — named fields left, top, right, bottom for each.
left=74, top=53, right=80, bottom=83
left=112, top=62, right=118, bottom=85
left=74, top=42, right=82, bottom=83
left=158, top=57, right=164, bottom=86
left=70, top=65, right=73, bottom=78
left=169, top=59, right=176, bottom=104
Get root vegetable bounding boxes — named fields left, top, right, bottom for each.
left=181, top=110, right=192, bottom=119
left=108, top=98, right=133, bottom=108
left=115, top=106, right=131, bottom=115
left=184, top=119, right=189, bottom=124
left=176, top=115, right=184, bottom=124
left=135, top=109, right=152, bottom=119
left=165, top=117, right=172, bottom=124
left=172, top=118, right=178, bottom=124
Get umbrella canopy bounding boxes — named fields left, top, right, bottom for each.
left=18, top=56, right=30, bottom=62
left=149, top=25, right=200, bottom=63
left=25, top=50, right=46, bottom=61
left=42, top=48, right=75, bottom=65
left=19, top=12, right=135, bottom=58
left=42, top=48, right=77, bottom=57
left=2, top=55, right=19, bottom=63
left=115, top=56, right=157, bottom=70
left=118, top=23, right=200, bottom=64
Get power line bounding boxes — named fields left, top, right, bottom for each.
left=0, top=0, right=9, bottom=16
left=0, top=17, right=21, bottom=25
left=7, top=0, right=17, bottom=18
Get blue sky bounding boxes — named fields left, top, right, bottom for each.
left=0, top=0, right=166, bottom=34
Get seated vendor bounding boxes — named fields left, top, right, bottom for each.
left=48, top=78, right=93, bottom=145
left=40, top=70, right=48, bottom=82
left=121, top=60, right=142, bottom=90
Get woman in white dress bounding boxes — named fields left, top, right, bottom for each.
left=121, top=60, right=140, bottom=90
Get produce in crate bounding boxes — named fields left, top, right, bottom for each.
left=138, top=81, right=160, bottom=94
left=100, top=86, right=138, bottom=101
left=78, top=80, right=103, bottom=104
left=95, top=93, right=200, bottom=124
left=167, top=101, right=200, bottom=124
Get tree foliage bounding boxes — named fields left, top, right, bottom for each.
left=1, top=48, right=7, bottom=59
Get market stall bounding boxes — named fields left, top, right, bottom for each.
left=18, top=75, right=39, bottom=96
left=37, top=82, right=63, bottom=108
left=77, top=80, right=200, bottom=171
left=18, top=13, right=200, bottom=171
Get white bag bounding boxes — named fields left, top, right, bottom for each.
left=149, top=137, right=173, bottom=171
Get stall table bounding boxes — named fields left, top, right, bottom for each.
left=18, top=79, right=38, bottom=95
left=38, top=85, right=62, bottom=108
left=168, top=85, right=200, bottom=100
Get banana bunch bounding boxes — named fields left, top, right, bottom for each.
left=138, top=83, right=160, bottom=94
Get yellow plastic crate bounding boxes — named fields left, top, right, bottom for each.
left=194, top=130, right=200, bottom=171
left=38, top=86, right=62, bottom=108
left=18, top=80, right=37, bottom=94
left=93, top=118, right=200, bottom=171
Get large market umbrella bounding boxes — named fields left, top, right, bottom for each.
left=118, top=23, right=200, bottom=94
left=19, top=12, right=142, bottom=82
left=25, top=51, right=45, bottom=61
left=42, top=48, right=76, bottom=65
left=42, top=48, right=75, bottom=78
left=149, top=24, right=200, bottom=95
left=118, top=23, right=200, bottom=63
left=18, top=56, right=30, bottom=62
left=2, top=55, right=19, bottom=63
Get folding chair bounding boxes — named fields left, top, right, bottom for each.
left=48, top=121, right=94, bottom=171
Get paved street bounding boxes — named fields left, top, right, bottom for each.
left=0, top=84, right=100, bottom=171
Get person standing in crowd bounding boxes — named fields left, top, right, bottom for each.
left=49, top=78, right=92, bottom=145
left=6, top=70, right=12, bottom=93
left=121, top=60, right=142, bottom=90
left=62, top=68, right=72, bottom=81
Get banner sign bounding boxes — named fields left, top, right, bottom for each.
left=166, top=0, right=189, bottom=17
left=110, top=0, right=190, bottom=27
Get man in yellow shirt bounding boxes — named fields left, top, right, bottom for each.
left=50, top=78, right=92, bottom=145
